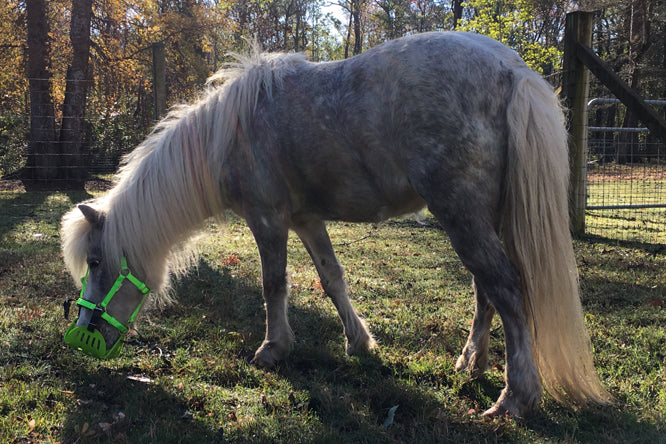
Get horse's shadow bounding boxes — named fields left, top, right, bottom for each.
left=149, top=260, right=505, bottom=439
left=151, top=260, right=664, bottom=441
left=61, top=367, right=223, bottom=443
left=577, top=232, right=665, bottom=256
left=189, top=258, right=660, bottom=442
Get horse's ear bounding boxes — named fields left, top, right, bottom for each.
left=78, top=204, right=103, bottom=226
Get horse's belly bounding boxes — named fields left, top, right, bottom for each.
left=297, top=182, right=426, bottom=223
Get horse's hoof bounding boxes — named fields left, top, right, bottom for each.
left=251, top=343, right=287, bottom=368
left=455, top=354, right=470, bottom=372
left=345, top=333, right=376, bottom=356
left=484, top=388, right=539, bottom=418
left=483, top=404, right=517, bottom=418
left=455, top=351, right=487, bottom=378
left=251, top=333, right=294, bottom=368
left=251, top=353, right=276, bottom=369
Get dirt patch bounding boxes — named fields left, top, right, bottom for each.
left=587, top=163, right=666, bottom=182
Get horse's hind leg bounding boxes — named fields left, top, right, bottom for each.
left=428, top=204, right=541, bottom=416
left=294, top=219, right=375, bottom=355
left=455, top=278, right=495, bottom=377
left=247, top=219, right=294, bottom=368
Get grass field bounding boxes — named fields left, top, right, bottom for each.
left=586, top=164, right=666, bottom=245
left=1, top=186, right=665, bottom=443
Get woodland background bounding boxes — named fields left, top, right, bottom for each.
left=0, top=0, right=664, bottom=188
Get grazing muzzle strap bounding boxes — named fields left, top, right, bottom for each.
left=63, top=257, right=150, bottom=359
left=76, top=257, right=150, bottom=333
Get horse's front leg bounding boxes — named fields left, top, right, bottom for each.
left=247, top=219, right=294, bottom=368
left=294, top=219, right=375, bottom=355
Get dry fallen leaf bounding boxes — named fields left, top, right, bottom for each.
left=221, top=254, right=240, bottom=266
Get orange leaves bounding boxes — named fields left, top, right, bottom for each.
left=14, top=306, right=45, bottom=322
left=312, top=278, right=324, bottom=293
left=221, top=254, right=240, bottom=266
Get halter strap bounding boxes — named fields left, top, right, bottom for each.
left=77, top=257, right=151, bottom=334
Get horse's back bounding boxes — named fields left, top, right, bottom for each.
left=234, top=32, right=534, bottom=223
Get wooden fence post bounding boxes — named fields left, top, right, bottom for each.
left=152, top=42, right=167, bottom=121
left=562, top=11, right=593, bottom=235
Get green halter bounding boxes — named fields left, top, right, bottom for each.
left=63, top=257, right=151, bottom=360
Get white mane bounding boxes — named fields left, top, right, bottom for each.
left=61, top=49, right=308, bottom=299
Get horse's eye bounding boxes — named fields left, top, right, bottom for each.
left=88, top=259, right=101, bottom=269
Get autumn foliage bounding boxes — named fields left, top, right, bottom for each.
left=0, top=1, right=664, bottom=187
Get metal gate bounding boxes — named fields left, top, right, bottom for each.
left=585, top=98, right=666, bottom=245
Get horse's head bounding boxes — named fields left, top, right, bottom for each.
left=63, top=205, right=151, bottom=359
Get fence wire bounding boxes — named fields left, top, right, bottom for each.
left=586, top=100, right=666, bottom=245
left=4, top=84, right=666, bottom=247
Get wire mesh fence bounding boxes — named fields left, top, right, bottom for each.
left=586, top=98, right=666, bottom=245
left=1, top=76, right=154, bottom=190
left=4, top=86, right=666, bottom=246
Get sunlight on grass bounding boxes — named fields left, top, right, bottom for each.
left=1, top=188, right=665, bottom=442
left=586, top=164, right=666, bottom=244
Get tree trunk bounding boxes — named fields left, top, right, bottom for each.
left=152, top=42, right=167, bottom=121
left=617, top=75, right=641, bottom=164
left=352, top=0, right=363, bottom=55
left=59, top=0, right=93, bottom=188
left=617, top=0, right=651, bottom=164
left=344, top=5, right=353, bottom=59
left=21, top=0, right=57, bottom=188
left=663, top=18, right=666, bottom=121
left=452, top=0, right=463, bottom=29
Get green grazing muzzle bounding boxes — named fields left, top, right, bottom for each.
left=63, top=320, right=125, bottom=359
left=64, top=257, right=150, bottom=360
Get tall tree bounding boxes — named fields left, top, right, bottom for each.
left=22, top=0, right=57, bottom=188
left=374, top=0, right=409, bottom=40
left=617, top=0, right=653, bottom=162
left=341, top=0, right=366, bottom=57
left=352, top=0, right=363, bottom=55
left=452, top=0, right=463, bottom=29
left=59, top=0, right=94, bottom=187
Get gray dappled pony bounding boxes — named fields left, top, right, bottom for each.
left=61, top=32, right=611, bottom=417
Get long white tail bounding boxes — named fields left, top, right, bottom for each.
left=501, top=74, right=612, bottom=406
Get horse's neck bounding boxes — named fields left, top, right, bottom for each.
left=107, top=115, right=223, bottom=285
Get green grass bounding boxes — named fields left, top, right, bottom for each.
left=1, top=188, right=665, bottom=443
left=586, top=165, right=666, bottom=244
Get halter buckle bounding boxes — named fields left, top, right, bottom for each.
left=87, top=306, right=105, bottom=332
